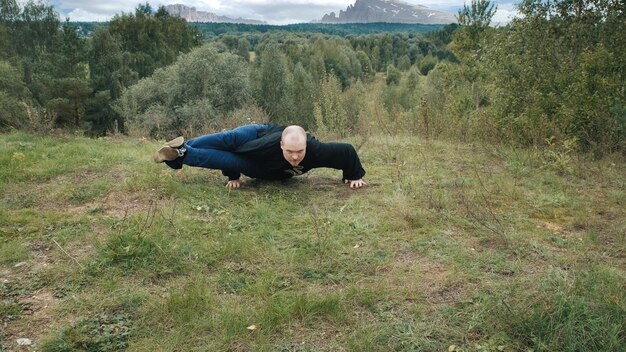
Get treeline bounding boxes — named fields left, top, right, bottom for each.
left=190, top=22, right=446, bottom=37
left=68, top=21, right=447, bottom=38
left=1, top=0, right=624, bottom=155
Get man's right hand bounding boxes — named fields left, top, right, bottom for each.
left=226, top=179, right=243, bottom=189
left=345, top=178, right=367, bottom=189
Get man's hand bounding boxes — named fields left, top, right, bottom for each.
left=226, top=179, right=243, bottom=189
left=345, top=179, right=367, bottom=189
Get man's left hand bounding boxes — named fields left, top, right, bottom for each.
left=345, top=179, right=367, bottom=189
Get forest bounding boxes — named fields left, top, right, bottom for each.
left=0, top=0, right=624, bottom=156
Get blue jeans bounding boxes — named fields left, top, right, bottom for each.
left=175, top=124, right=266, bottom=177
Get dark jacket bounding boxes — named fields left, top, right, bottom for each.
left=222, top=124, right=366, bottom=181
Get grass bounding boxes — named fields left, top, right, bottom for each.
left=0, top=131, right=624, bottom=351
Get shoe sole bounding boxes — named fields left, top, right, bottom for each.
left=153, top=146, right=181, bottom=163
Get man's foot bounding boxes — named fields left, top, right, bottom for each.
left=153, top=136, right=185, bottom=163
left=165, top=136, right=184, bottom=148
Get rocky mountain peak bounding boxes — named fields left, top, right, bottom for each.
left=320, top=0, right=456, bottom=24
left=165, top=4, right=266, bottom=24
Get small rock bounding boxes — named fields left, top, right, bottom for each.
left=17, top=338, right=32, bottom=346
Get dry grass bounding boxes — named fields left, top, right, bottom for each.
left=0, top=132, right=624, bottom=351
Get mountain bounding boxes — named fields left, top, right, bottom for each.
left=319, top=0, right=456, bottom=24
left=165, top=4, right=266, bottom=24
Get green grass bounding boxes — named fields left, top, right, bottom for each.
left=0, top=132, right=624, bottom=351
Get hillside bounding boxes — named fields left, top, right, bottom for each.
left=1, top=132, right=624, bottom=350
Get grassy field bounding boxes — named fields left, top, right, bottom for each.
left=0, top=131, right=624, bottom=351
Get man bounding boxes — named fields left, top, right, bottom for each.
left=153, top=124, right=367, bottom=189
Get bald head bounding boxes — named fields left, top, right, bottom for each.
left=282, top=125, right=306, bottom=144
left=280, top=125, right=307, bottom=167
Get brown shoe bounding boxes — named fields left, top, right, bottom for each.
left=165, top=136, right=184, bottom=148
left=153, top=136, right=185, bottom=163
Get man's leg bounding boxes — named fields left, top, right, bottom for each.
left=155, top=124, right=266, bottom=175
left=186, top=124, right=266, bottom=150
left=182, top=145, right=259, bottom=174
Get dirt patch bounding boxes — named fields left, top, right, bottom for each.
left=19, top=172, right=163, bottom=219
left=1, top=240, right=64, bottom=350
left=396, top=254, right=467, bottom=305
left=0, top=228, right=102, bottom=350
left=539, top=221, right=566, bottom=234
left=380, top=250, right=465, bottom=307
left=270, top=321, right=345, bottom=352
left=2, top=290, right=61, bottom=351
left=98, top=189, right=160, bottom=218
left=412, top=255, right=468, bottom=305
left=57, top=189, right=161, bottom=218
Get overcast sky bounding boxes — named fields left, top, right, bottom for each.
left=48, top=0, right=520, bottom=25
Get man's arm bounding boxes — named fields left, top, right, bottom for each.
left=308, top=139, right=366, bottom=186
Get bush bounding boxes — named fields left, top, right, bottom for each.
left=114, top=44, right=251, bottom=138
left=386, top=65, right=400, bottom=86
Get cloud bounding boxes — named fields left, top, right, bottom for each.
left=49, top=0, right=520, bottom=24
left=486, top=2, right=521, bottom=25
left=64, top=8, right=112, bottom=21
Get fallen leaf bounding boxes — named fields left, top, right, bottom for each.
left=448, top=345, right=457, bottom=352
left=247, top=325, right=256, bottom=331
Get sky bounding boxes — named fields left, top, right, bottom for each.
left=47, top=0, right=520, bottom=25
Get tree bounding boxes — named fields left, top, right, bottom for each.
left=397, top=55, right=411, bottom=71
left=485, top=0, right=625, bottom=153
left=0, top=59, right=28, bottom=129
left=386, top=65, right=400, bottom=86
left=314, top=72, right=347, bottom=136
left=106, top=3, right=201, bottom=79
left=379, top=34, right=394, bottom=70
left=236, top=37, right=250, bottom=62
left=87, top=28, right=137, bottom=134
left=356, top=50, right=373, bottom=79
left=10, top=0, right=60, bottom=102
left=289, top=62, right=315, bottom=129
left=41, top=22, right=91, bottom=128
left=87, top=3, right=201, bottom=134
left=456, top=0, right=496, bottom=28
left=115, top=44, right=251, bottom=137
left=0, top=0, right=20, bottom=59
left=256, top=43, right=292, bottom=123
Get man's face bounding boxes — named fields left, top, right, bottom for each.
left=281, top=139, right=306, bottom=167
